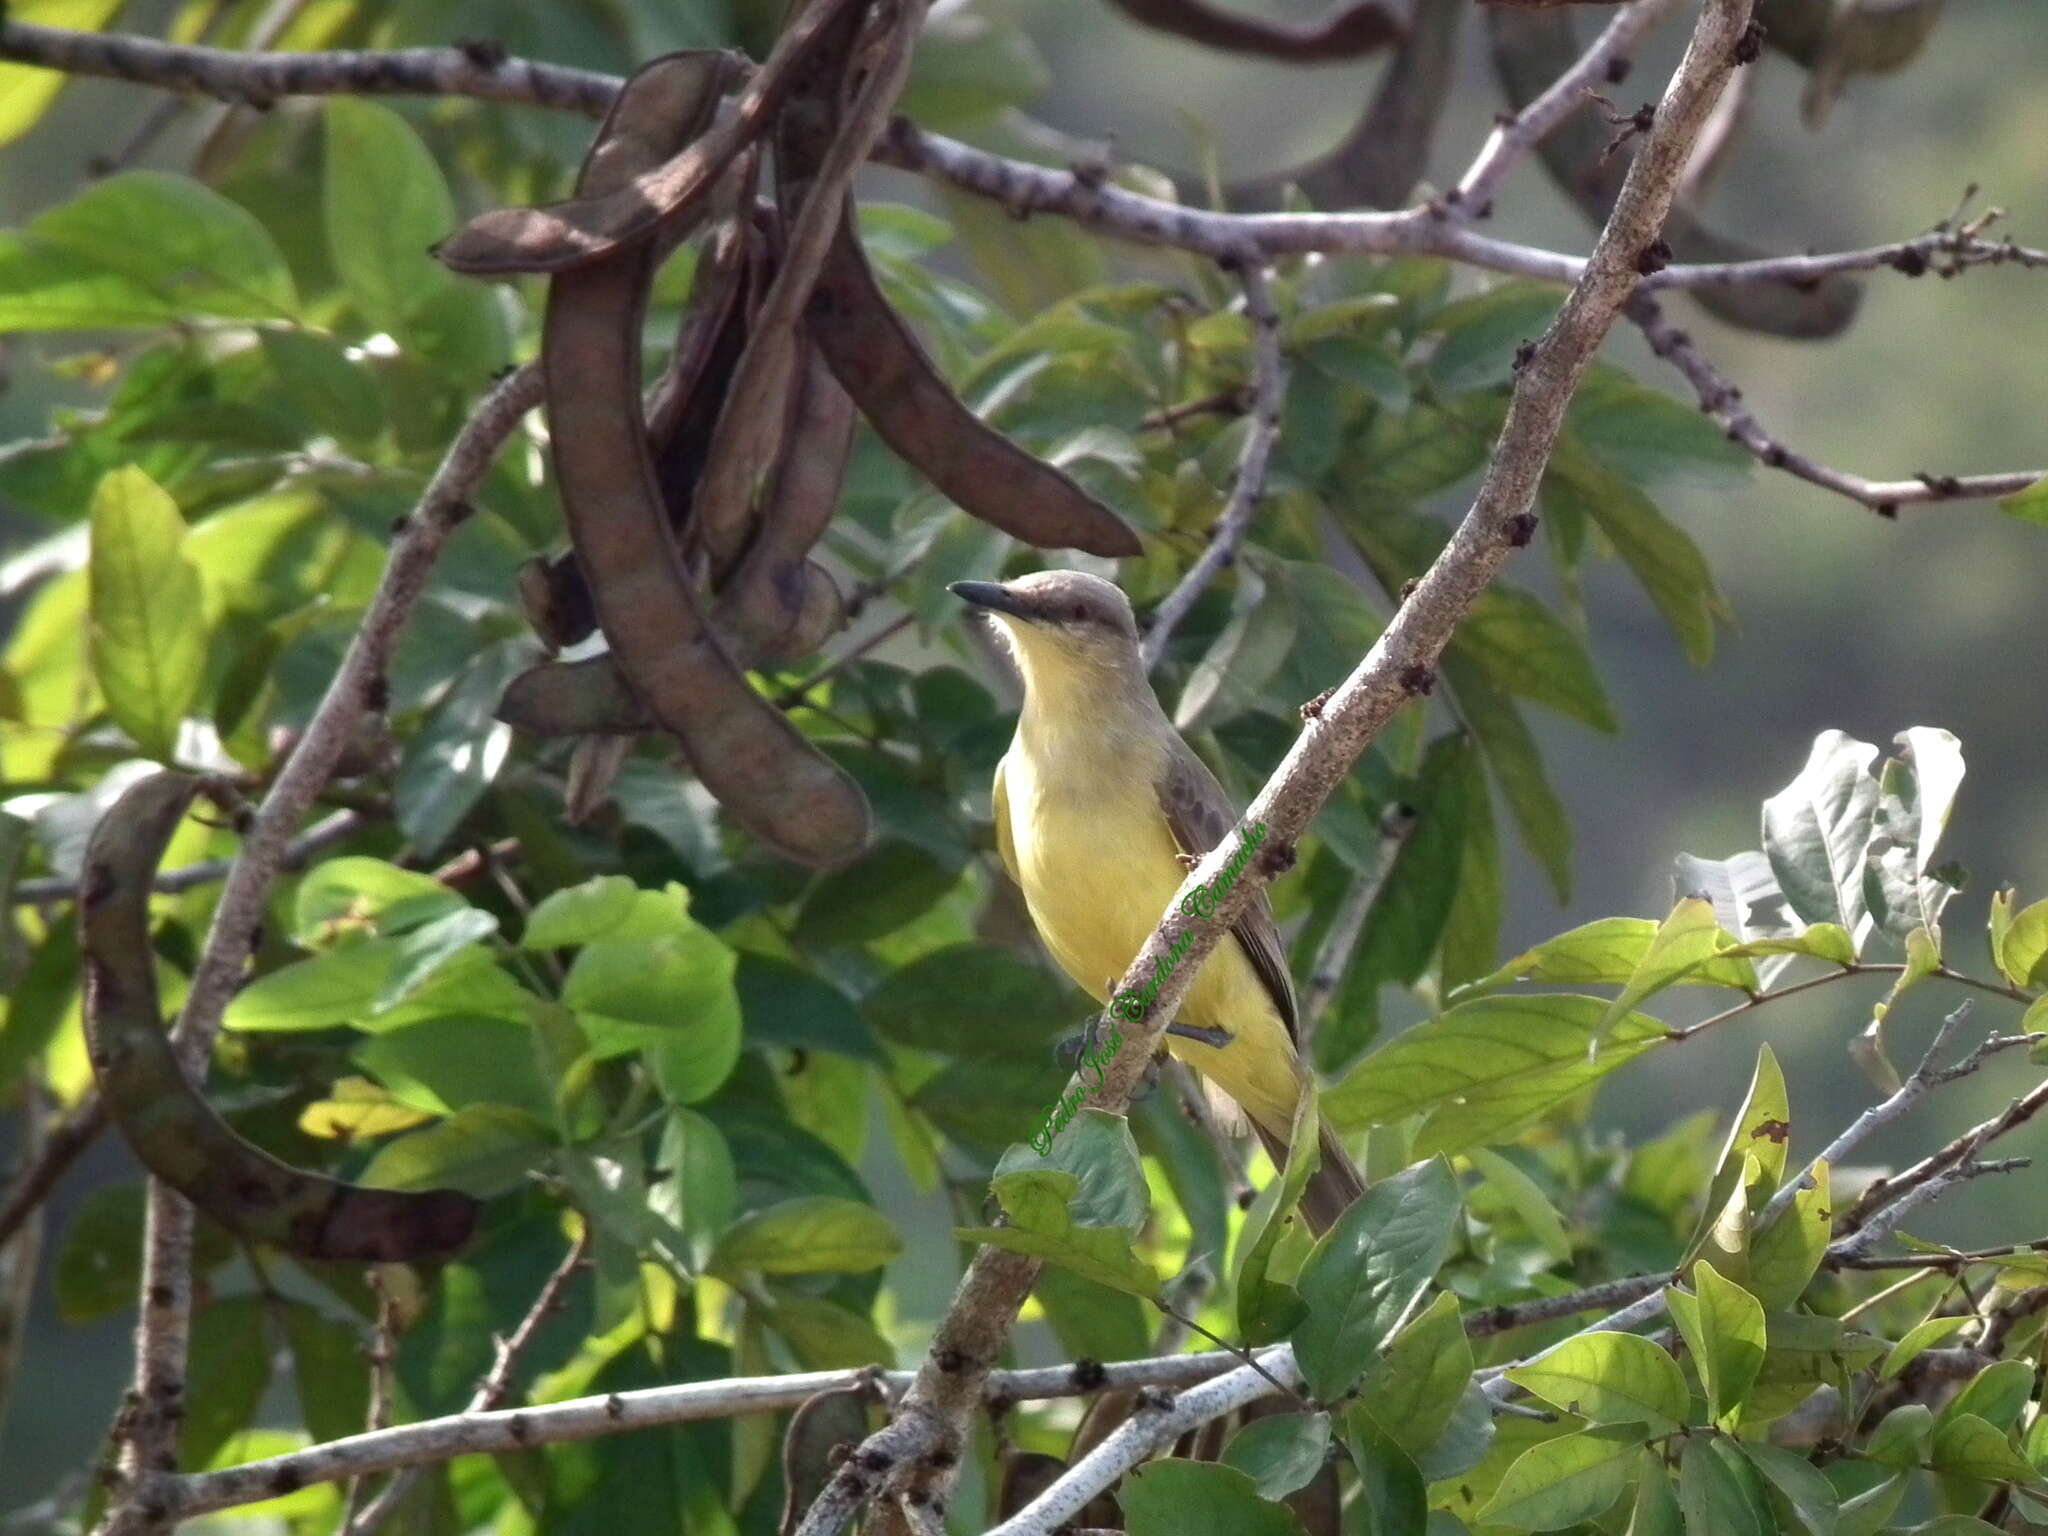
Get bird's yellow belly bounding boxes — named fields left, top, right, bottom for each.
left=1002, top=748, right=1301, bottom=1132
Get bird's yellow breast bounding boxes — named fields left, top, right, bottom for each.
left=997, top=736, right=1301, bottom=1130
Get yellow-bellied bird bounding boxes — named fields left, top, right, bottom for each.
left=951, top=570, right=1365, bottom=1234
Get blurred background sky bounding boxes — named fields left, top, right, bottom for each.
left=3, top=0, right=2046, bottom=1510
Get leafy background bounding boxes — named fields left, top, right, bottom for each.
left=1, top=0, right=2046, bottom=1520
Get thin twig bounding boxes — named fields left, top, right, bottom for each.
left=1631, top=293, right=2045, bottom=512
left=7, top=21, right=2045, bottom=298
left=980, top=1347, right=1308, bottom=1536
left=0, top=1085, right=47, bottom=1445
left=94, top=361, right=543, bottom=1536
left=1451, top=0, right=1685, bottom=215
left=0, top=1097, right=106, bottom=1249
left=1757, top=1001, right=2026, bottom=1229
left=12, top=809, right=367, bottom=905
left=111, top=1348, right=1275, bottom=1522
left=1151, top=1296, right=1306, bottom=1407
left=813, top=5, right=1762, bottom=1530
left=1831, top=1239, right=2048, bottom=1272
left=343, top=1226, right=592, bottom=1536
left=1299, top=803, right=1416, bottom=1045
left=336, top=1278, right=402, bottom=1532
left=1840, top=1075, right=2048, bottom=1236
left=1142, top=263, right=1286, bottom=670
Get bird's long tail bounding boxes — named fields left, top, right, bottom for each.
left=1254, top=1120, right=1368, bottom=1237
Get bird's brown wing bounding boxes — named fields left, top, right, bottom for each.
left=1154, top=736, right=1299, bottom=1041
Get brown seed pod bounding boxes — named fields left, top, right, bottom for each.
left=495, top=656, right=650, bottom=738
left=805, top=218, right=1143, bottom=555
left=1486, top=5, right=1862, bottom=338
left=433, top=0, right=857, bottom=275
left=711, top=345, right=857, bottom=662
left=541, top=54, right=870, bottom=868
left=690, top=0, right=915, bottom=577
left=80, top=773, right=478, bottom=1262
left=779, top=1387, right=873, bottom=1536
left=995, top=1451, right=1067, bottom=1521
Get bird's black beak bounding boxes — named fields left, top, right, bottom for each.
left=947, top=581, right=1036, bottom=623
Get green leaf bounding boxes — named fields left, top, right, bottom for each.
left=1468, top=1147, right=1573, bottom=1264
left=182, top=1295, right=273, bottom=1471
left=1348, top=1411, right=1429, bottom=1536
left=260, top=328, right=385, bottom=443
left=1033, top=1262, right=1152, bottom=1366
left=1684, top=1044, right=1791, bottom=1266
left=1862, top=728, right=1965, bottom=946
left=1418, top=1380, right=1498, bottom=1483
left=1221, top=1411, right=1331, bottom=1502
left=1595, top=898, right=1741, bottom=1050
left=522, top=876, right=693, bottom=950
left=0, top=0, right=124, bottom=148
left=1324, top=994, right=1669, bottom=1154
left=1459, top=915, right=1756, bottom=999
left=1506, top=1332, right=1690, bottom=1434
left=1865, top=1403, right=1934, bottom=1468
left=1476, top=1425, right=1644, bottom=1531
left=1880, top=1316, right=1972, bottom=1380
left=2000, top=474, right=2048, bottom=524
left=292, top=857, right=469, bottom=947
left=19, top=171, right=295, bottom=324
left=1746, top=1161, right=1829, bottom=1310
left=1940, top=1358, right=2036, bottom=1434
left=649, top=1107, right=735, bottom=1276
left=1628, top=1449, right=1686, bottom=1536
left=1928, top=1412, right=2041, bottom=1484
left=1835, top=1473, right=1906, bottom=1536
left=862, top=941, right=1073, bottom=1054
left=995, top=1107, right=1150, bottom=1230
left=1118, top=1460, right=1306, bottom=1536
left=1358, top=400, right=1493, bottom=500
left=1439, top=652, right=1575, bottom=901
left=956, top=1169, right=1159, bottom=1297
left=1234, top=1091, right=1322, bottom=1344
left=1678, top=1436, right=1773, bottom=1536
left=1738, top=1441, right=1838, bottom=1535
left=87, top=467, right=207, bottom=760
left=1427, top=283, right=1561, bottom=395
left=562, top=922, right=740, bottom=1104
left=1997, top=897, right=2048, bottom=989
left=1270, top=561, right=1385, bottom=707
left=1447, top=585, right=1617, bottom=733
left=758, top=1289, right=897, bottom=1371
left=359, top=1104, right=553, bottom=1198
left=1355, top=1291, right=1473, bottom=1457
left=1566, top=364, right=1751, bottom=488
left=712, top=1195, right=902, bottom=1278
left=1665, top=1261, right=1766, bottom=1425
left=1761, top=730, right=1881, bottom=943
left=1336, top=734, right=1475, bottom=1040
left=1545, top=437, right=1728, bottom=667
left=1174, top=564, right=1298, bottom=732
left=322, top=98, right=459, bottom=332
left=354, top=1013, right=550, bottom=1120
left=1292, top=1157, right=1460, bottom=1401
left=372, top=908, right=500, bottom=1012
left=223, top=933, right=395, bottom=1032
left=392, top=641, right=522, bottom=856
left=280, top=1301, right=371, bottom=1447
